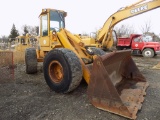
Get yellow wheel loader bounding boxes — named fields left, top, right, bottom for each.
left=25, top=7, right=149, bottom=120
left=13, top=34, right=37, bottom=52
left=9, top=34, right=37, bottom=64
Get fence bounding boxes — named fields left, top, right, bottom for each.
left=0, top=51, right=14, bottom=82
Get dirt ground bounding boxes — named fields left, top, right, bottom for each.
left=0, top=55, right=160, bottom=120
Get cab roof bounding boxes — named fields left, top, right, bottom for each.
left=39, top=8, right=67, bottom=17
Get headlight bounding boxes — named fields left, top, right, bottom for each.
left=52, top=31, right=56, bottom=35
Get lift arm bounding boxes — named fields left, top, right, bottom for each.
left=97, top=0, right=160, bottom=48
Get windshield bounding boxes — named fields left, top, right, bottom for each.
left=50, top=11, right=65, bottom=31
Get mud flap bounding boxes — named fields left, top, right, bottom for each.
left=87, top=50, right=149, bottom=119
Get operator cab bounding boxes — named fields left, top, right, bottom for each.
left=39, top=9, right=67, bottom=47
left=40, top=9, right=67, bottom=37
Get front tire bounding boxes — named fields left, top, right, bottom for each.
left=43, top=48, right=82, bottom=93
left=142, top=48, right=155, bottom=58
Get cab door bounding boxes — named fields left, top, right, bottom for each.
left=131, top=36, right=144, bottom=50
left=39, top=14, right=50, bottom=47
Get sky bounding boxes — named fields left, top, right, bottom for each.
left=0, top=0, right=160, bottom=37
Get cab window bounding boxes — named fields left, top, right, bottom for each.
left=134, top=37, right=141, bottom=42
left=50, top=11, right=65, bottom=31
left=41, top=15, right=48, bottom=36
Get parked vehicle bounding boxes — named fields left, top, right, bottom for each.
left=117, top=34, right=160, bottom=57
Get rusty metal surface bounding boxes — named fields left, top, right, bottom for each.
left=87, top=50, right=149, bottom=119
left=0, top=51, right=14, bottom=82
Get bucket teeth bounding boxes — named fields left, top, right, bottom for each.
left=87, top=50, right=149, bottom=119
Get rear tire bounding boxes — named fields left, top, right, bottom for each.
left=43, top=48, right=82, bottom=93
left=90, top=47, right=106, bottom=56
left=25, top=48, right=37, bottom=74
left=142, top=48, right=154, bottom=58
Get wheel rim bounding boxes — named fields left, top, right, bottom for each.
left=145, top=51, right=151, bottom=57
left=49, top=61, right=63, bottom=83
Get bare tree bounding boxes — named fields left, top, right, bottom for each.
left=114, top=24, right=135, bottom=37
left=145, top=32, right=160, bottom=42
left=0, top=35, right=9, bottom=50
left=140, top=20, right=152, bottom=34
left=21, top=25, right=39, bottom=36
left=0, top=35, right=8, bottom=44
left=27, top=26, right=39, bottom=36
left=22, top=25, right=29, bottom=36
left=1, top=35, right=8, bottom=42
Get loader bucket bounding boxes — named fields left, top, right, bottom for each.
left=87, top=50, right=149, bottom=119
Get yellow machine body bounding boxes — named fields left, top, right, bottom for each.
left=14, top=34, right=32, bottom=51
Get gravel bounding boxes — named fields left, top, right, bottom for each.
left=0, top=55, right=160, bottom=120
